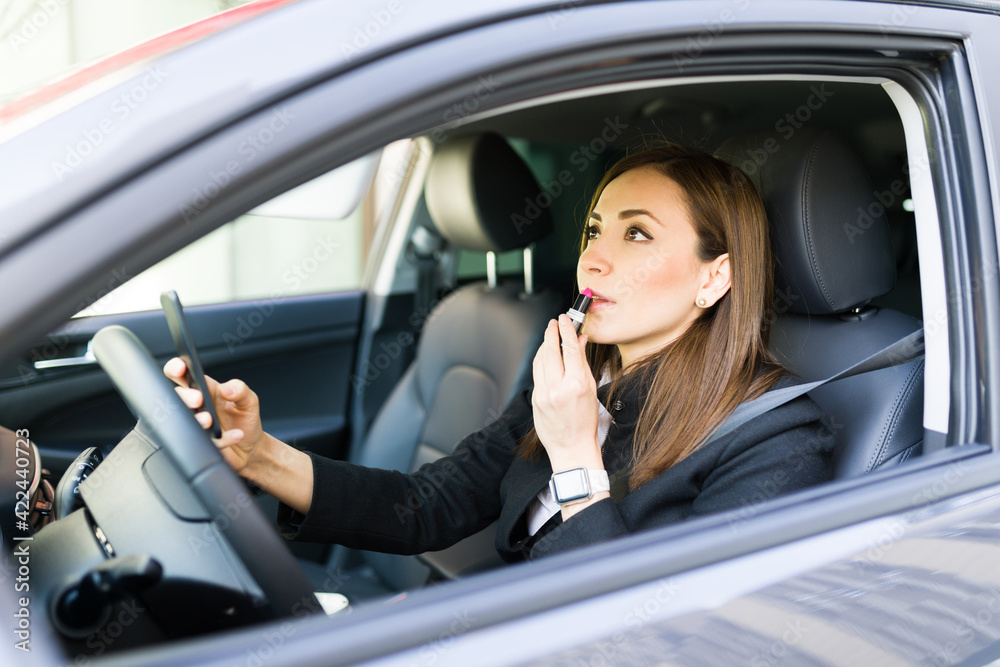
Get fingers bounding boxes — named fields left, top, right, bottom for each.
left=164, top=357, right=221, bottom=395
left=175, top=386, right=204, bottom=410
left=556, top=315, right=587, bottom=377
left=215, top=428, right=245, bottom=449
left=174, top=386, right=215, bottom=430
left=173, top=372, right=258, bottom=438
left=194, top=410, right=214, bottom=430
left=532, top=319, right=557, bottom=388
left=164, top=357, right=189, bottom=387
left=213, top=428, right=247, bottom=473
left=533, top=315, right=591, bottom=386
left=216, top=378, right=257, bottom=412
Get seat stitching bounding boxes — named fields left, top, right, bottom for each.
left=867, top=359, right=922, bottom=470
left=867, top=358, right=924, bottom=472
left=898, top=444, right=917, bottom=464
left=802, top=133, right=836, bottom=311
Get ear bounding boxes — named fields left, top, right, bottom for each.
left=697, top=253, right=731, bottom=307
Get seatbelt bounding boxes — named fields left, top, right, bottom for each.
left=407, top=226, right=442, bottom=334
left=705, top=328, right=925, bottom=445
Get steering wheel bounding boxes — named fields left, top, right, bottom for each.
left=90, top=325, right=320, bottom=619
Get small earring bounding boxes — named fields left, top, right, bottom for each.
left=697, top=298, right=707, bottom=307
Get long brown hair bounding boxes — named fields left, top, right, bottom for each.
left=519, top=143, right=785, bottom=491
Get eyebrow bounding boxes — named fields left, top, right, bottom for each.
left=589, top=209, right=662, bottom=224
left=618, top=208, right=661, bottom=224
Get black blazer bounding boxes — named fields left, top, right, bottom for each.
left=277, top=376, right=834, bottom=561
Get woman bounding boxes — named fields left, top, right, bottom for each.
left=165, top=144, right=834, bottom=563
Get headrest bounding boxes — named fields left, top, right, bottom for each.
left=716, top=129, right=896, bottom=315
left=425, top=133, right=553, bottom=253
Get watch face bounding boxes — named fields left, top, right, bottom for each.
left=551, top=468, right=590, bottom=503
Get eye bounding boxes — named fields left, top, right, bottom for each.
left=586, top=224, right=601, bottom=241
left=625, top=226, right=653, bottom=241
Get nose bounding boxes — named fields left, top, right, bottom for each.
left=578, top=238, right=610, bottom=276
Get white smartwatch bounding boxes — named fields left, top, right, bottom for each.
left=549, top=468, right=611, bottom=506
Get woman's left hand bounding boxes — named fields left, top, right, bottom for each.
left=531, top=314, right=602, bottom=473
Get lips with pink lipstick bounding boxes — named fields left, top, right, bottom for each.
left=584, top=288, right=615, bottom=311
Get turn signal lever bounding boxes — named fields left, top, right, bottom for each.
left=54, top=554, right=162, bottom=637
left=54, top=446, right=103, bottom=520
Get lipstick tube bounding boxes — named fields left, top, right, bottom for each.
left=567, top=290, right=593, bottom=333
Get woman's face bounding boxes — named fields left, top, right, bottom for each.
left=577, top=166, right=726, bottom=367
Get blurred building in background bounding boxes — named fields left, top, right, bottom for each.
left=0, top=0, right=255, bottom=103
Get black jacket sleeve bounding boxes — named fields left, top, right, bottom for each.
left=528, top=395, right=834, bottom=559
left=276, top=390, right=534, bottom=555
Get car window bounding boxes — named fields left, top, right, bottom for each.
left=74, top=151, right=382, bottom=316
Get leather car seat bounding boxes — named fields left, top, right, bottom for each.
left=301, top=133, right=562, bottom=601
left=717, top=128, right=924, bottom=478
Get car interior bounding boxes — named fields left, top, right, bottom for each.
left=296, top=77, right=927, bottom=604
left=1, top=73, right=934, bottom=654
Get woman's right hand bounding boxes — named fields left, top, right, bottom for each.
left=164, top=358, right=315, bottom=515
left=163, top=357, right=266, bottom=477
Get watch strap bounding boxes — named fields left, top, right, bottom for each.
left=586, top=469, right=610, bottom=494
